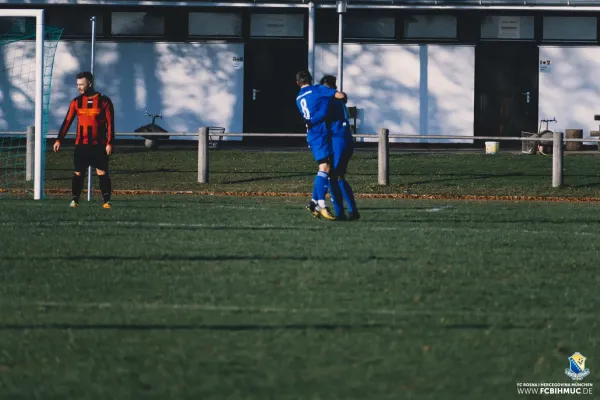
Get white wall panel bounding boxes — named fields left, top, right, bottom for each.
left=315, top=43, right=475, bottom=143
left=0, top=41, right=244, bottom=140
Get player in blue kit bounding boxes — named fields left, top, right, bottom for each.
left=319, top=75, right=360, bottom=220
left=295, top=70, right=346, bottom=221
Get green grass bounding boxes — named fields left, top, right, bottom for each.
left=42, top=146, right=600, bottom=198
left=1, top=196, right=599, bottom=399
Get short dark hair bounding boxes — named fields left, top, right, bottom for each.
left=296, top=70, right=312, bottom=85
left=76, top=71, right=94, bottom=84
left=320, top=75, right=337, bottom=89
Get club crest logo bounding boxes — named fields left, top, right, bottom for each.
left=565, top=352, right=590, bottom=381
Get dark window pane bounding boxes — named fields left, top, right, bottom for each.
left=543, top=16, right=596, bottom=41
left=404, top=15, right=457, bottom=39
left=189, top=12, right=242, bottom=36
left=0, top=17, right=33, bottom=36
left=111, top=12, right=165, bottom=36
left=47, top=10, right=103, bottom=36
left=345, top=15, right=395, bottom=39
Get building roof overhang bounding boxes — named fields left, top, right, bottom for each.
left=3, top=0, right=600, bottom=10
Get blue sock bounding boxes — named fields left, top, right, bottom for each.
left=339, top=179, right=357, bottom=214
left=314, top=171, right=329, bottom=203
left=328, top=178, right=345, bottom=217
left=311, top=184, right=318, bottom=204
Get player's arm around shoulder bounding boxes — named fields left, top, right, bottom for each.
left=334, top=91, right=347, bottom=102
left=318, top=85, right=347, bottom=100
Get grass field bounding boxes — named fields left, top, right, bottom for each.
left=2, top=144, right=600, bottom=398
left=1, top=194, right=599, bottom=399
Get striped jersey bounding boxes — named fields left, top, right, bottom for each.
left=57, top=92, right=115, bottom=146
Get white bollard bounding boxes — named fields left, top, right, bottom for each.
left=378, top=127, right=389, bottom=186
left=198, top=127, right=209, bottom=183
left=552, top=131, right=564, bottom=188
left=26, top=125, right=34, bottom=182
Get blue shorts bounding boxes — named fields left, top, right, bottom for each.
left=307, top=132, right=332, bottom=163
left=332, top=136, right=354, bottom=176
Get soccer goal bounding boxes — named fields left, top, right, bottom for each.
left=0, top=10, right=62, bottom=199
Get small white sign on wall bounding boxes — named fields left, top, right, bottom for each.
left=498, top=16, right=521, bottom=39
left=233, top=56, right=244, bottom=70
left=540, top=59, right=552, bottom=73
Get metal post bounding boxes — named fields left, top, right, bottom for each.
left=26, top=126, right=34, bottom=182
left=308, top=2, right=315, bottom=78
left=552, top=131, right=564, bottom=188
left=336, top=0, right=346, bottom=92
left=87, top=16, right=97, bottom=201
left=378, top=128, right=389, bottom=186
left=198, top=127, right=209, bottom=183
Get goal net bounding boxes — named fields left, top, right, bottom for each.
left=0, top=11, right=62, bottom=198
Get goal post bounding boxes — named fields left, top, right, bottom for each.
left=0, top=9, right=61, bottom=200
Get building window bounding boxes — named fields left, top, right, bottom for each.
left=404, top=15, right=457, bottom=39
left=48, top=11, right=104, bottom=37
left=111, top=12, right=165, bottom=36
left=250, top=13, right=304, bottom=37
left=189, top=12, right=242, bottom=37
left=345, top=15, right=395, bottom=39
left=543, top=16, right=597, bottom=42
left=481, top=16, right=535, bottom=40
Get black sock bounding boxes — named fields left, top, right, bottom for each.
left=72, top=174, right=84, bottom=202
left=99, top=174, right=112, bottom=203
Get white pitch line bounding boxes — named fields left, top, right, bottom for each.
left=5, top=301, right=596, bottom=320
left=0, top=221, right=311, bottom=230
left=425, top=206, right=453, bottom=212
left=0, top=220, right=597, bottom=236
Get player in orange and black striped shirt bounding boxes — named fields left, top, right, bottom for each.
left=53, top=71, right=115, bottom=209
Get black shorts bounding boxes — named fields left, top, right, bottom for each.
left=74, top=145, right=109, bottom=173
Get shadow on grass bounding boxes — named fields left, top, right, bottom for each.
left=0, top=323, right=387, bottom=331
left=221, top=173, right=312, bottom=184
left=568, top=181, right=600, bottom=188
left=0, top=322, right=548, bottom=331
left=3, top=255, right=409, bottom=262
left=405, top=172, right=529, bottom=186
left=358, top=218, right=600, bottom=225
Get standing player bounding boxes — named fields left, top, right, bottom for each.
left=295, top=70, right=345, bottom=220
left=320, top=75, right=359, bottom=220
left=53, top=71, right=115, bottom=209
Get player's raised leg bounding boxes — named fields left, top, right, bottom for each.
left=328, top=173, right=346, bottom=220
left=333, top=136, right=359, bottom=220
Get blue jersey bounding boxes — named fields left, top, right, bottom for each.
left=327, top=98, right=352, bottom=139
left=296, top=84, right=337, bottom=137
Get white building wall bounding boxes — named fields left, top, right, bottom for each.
left=1, top=41, right=245, bottom=139
left=538, top=46, right=600, bottom=142
left=315, top=43, right=475, bottom=143
left=2, top=40, right=476, bottom=143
